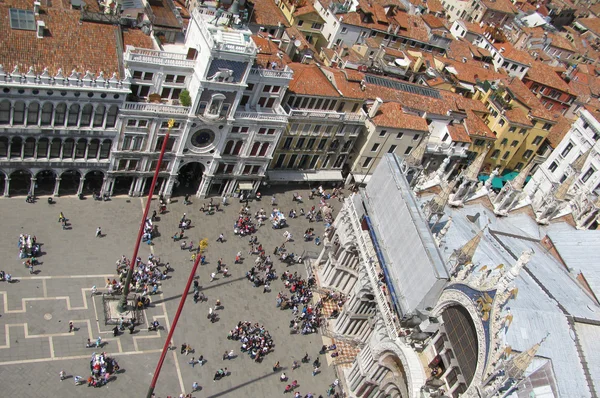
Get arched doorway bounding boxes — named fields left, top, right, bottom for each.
left=174, top=162, right=204, bottom=196
left=84, top=170, right=105, bottom=195
left=113, top=176, right=134, bottom=195
left=36, top=170, right=56, bottom=194
left=9, top=169, right=32, bottom=196
left=59, top=170, right=81, bottom=195
left=143, top=177, right=165, bottom=196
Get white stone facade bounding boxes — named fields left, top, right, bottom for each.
left=109, top=8, right=292, bottom=198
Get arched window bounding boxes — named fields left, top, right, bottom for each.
left=37, top=138, right=49, bottom=158
left=250, top=142, right=260, bottom=156
left=10, top=137, right=23, bottom=158
left=259, top=143, right=269, bottom=156
left=13, top=101, right=25, bottom=125
left=81, top=104, right=93, bottom=126
left=41, top=103, right=53, bottom=125
left=67, top=104, right=80, bottom=126
left=49, top=138, right=61, bottom=158
left=106, top=106, right=118, bottom=128
left=233, top=141, right=243, bottom=155
left=27, top=102, right=40, bottom=125
left=75, top=138, right=87, bottom=159
left=88, top=139, right=99, bottom=159
left=223, top=140, right=234, bottom=155
left=54, top=103, right=67, bottom=125
left=0, top=137, right=8, bottom=157
left=63, top=138, right=74, bottom=158
left=207, top=93, right=225, bottom=116
left=24, top=137, right=36, bottom=158
left=99, top=139, right=112, bottom=159
left=0, top=100, right=10, bottom=124
left=93, top=105, right=105, bottom=127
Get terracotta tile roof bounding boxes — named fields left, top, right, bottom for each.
left=251, top=0, right=289, bottom=27
left=504, top=107, right=533, bottom=126
left=0, top=0, right=121, bottom=77
left=426, top=76, right=446, bottom=86
left=569, top=70, right=600, bottom=98
left=294, top=3, right=319, bottom=17
left=448, top=124, right=472, bottom=143
left=252, top=35, right=292, bottom=68
left=546, top=33, right=575, bottom=52
left=173, top=0, right=190, bottom=19
left=546, top=115, right=572, bottom=148
left=494, top=42, right=534, bottom=65
left=591, top=3, right=600, bottom=17
left=392, top=12, right=430, bottom=42
left=503, top=77, right=555, bottom=121
left=481, top=0, right=518, bottom=14
left=363, top=81, right=451, bottom=115
left=575, top=17, right=600, bottom=36
left=440, top=90, right=490, bottom=113
left=123, top=29, right=155, bottom=50
left=284, top=26, right=319, bottom=55
left=524, top=61, right=572, bottom=93
left=287, top=63, right=339, bottom=97
left=426, top=0, right=445, bottom=13
left=371, top=102, right=429, bottom=130
left=441, top=57, right=505, bottom=84
left=421, top=14, right=446, bottom=29
left=461, top=20, right=485, bottom=35
left=447, top=39, right=476, bottom=60
left=465, top=109, right=495, bottom=139
left=150, top=0, right=180, bottom=29
left=324, top=67, right=367, bottom=99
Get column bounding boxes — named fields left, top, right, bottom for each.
left=4, top=178, right=10, bottom=197
left=53, top=177, right=61, bottom=196
left=197, top=175, right=211, bottom=198
left=77, top=177, right=86, bottom=195
left=100, top=177, right=108, bottom=196
left=164, top=175, right=177, bottom=198
left=128, top=178, right=135, bottom=196
left=29, top=177, right=36, bottom=196
left=139, top=177, right=147, bottom=196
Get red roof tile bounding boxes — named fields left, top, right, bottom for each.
left=524, top=61, right=572, bottom=93
left=465, top=109, right=495, bottom=139
left=371, top=102, right=429, bottom=130
left=287, top=63, right=339, bottom=97
left=448, top=124, right=472, bottom=143
left=0, top=0, right=121, bottom=77
left=546, top=115, right=572, bottom=148
left=503, top=77, right=555, bottom=121
left=494, top=42, right=534, bottom=65
left=123, top=29, right=155, bottom=50
left=481, top=0, right=518, bottom=14
left=251, top=0, right=290, bottom=27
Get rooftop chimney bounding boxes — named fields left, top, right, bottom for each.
left=369, top=97, right=383, bottom=118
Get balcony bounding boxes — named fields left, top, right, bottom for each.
left=249, top=66, right=294, bottom=80
left=123, top=102, right=190, bottom=115
left=426, top=142, right=469, bottom=157
left=234, top=111, right=288, bottom=123
left=286, top=107, right=367, bottom=123
left=124, top=47, right=196, bottom=68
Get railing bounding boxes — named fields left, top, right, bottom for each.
left=234, top=111, right=288, bottom=123
left=347, top=199, right=399, bottom=340
left=249, top=67, right=294, bottom=79
left=288, top=108, right=367, bottom=123
left=0, top=66, right=129, bottom=91
left=123, top=102, right=190, bottom=115
left=192, top=9, right=257, bottom=55
left=125, top=47, right=196, bottom=68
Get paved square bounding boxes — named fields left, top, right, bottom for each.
left=0, top=189, right=342, bottom=397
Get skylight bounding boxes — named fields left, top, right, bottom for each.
left=9, top=8, right=36, bottom=31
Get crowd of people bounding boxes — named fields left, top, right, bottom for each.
left=227, top=321, right=274, bottom=362
left=115, top=253, right=171, bottom=298
left=81, top=352, right=120, bottom=388
left=233, top=208, right=257, bottom=236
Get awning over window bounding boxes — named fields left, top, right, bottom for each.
left=268, top=170, right=343, bottom=182
left=238, top=182, right=254, bottom=190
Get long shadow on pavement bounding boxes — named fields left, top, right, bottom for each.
left=205, top=367, right=288, bottom=398
left=151, top=275, right=247, bottom=305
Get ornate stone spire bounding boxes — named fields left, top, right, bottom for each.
left=463, top=147, right=490, bottom=182
left=505, top=334, right=548, bottom=379
left=572, top=148, right=592, bottom=173
left=404, top=134, right=429, bottom=169
left=453, top=227, right=485, bottom=266
left=512, top=160, right=535, bottom=191
left=554, top=173, right=576, bottom=201
left=423, top=180, right=457, bottom=220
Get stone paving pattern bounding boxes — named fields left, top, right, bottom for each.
left=0, top=189, right=344, bottom=397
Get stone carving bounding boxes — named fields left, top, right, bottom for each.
left=208, top=68, right=234, bottom=82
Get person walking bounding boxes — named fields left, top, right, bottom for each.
left=59, top=370, right=66, bottom=381
left=312, top=365, right=320, bottom=376
left=217, top=233, right=224, bottom=243
left=188, top=357, right=197, bottom=367
left=69, top=321, right=74, bottom=333
left=95, top=227, right=102, bottom=238
left=74, top=375, right=83, bottom=385
left=210, top=272, right=216, bottom=282
left=192, top=381, right=200, bottom=391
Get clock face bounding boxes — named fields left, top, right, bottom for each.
left=190, top=129, right=215, bottom=148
